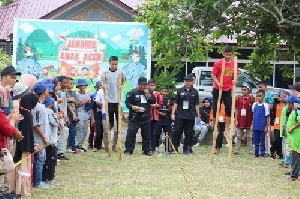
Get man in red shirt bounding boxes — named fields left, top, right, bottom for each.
left=234, top=83, right=254, bottom=154
left=211, top=46, right=237, bottom=139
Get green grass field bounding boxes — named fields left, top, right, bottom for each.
left=32, top=142, right=300, bottom=199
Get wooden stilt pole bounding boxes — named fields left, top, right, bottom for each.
left=117, top=73, right=123, bottom=161
left=228, top=56, right=238, bottom=166
left=102, top=74, right=112, bottom=157
left=210, top=58, right=225, bottom=164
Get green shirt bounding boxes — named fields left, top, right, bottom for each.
left=286, top=109, right=300, bottom=152
left=280, top=105, right=288, bottom=137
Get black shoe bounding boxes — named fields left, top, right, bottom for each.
left=124, top=151, right=131, bottom=156
left=2, top=193, right=22, bottom=199
left=143, top=151, right=152, bottom=156
left=77, top=147, right=87, bottom=152
left=58, top=154, right=70, bottom=161
left=285, top=172, right=291, bottom=176
left=183, top=150, right=189, bottom=155
left=188, top=149, right=194, bottom=154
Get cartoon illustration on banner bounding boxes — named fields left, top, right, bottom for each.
left=13, top=19, right=151, bottom=110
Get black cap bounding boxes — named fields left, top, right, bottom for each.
left=1, top=65, right=21, bottom=77
left=138, top=77, right=147, bottom=85
left=184, top=74, right=193, bottom=80
left=289, top=84, right=300, bottom=92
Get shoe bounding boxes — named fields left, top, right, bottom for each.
left=183, top=150, right=189, bottom=155
left=193, top=143, right=199, bottom=147
left=144, top=151, right=152, bottom=156
left=47, top=180, right=58, bottom=185
left=87, top=146, right=93, bottom=150
left=66, top=148, right=75, bottom=153
left=75, top=148, right=84, bottom=153
left=159, top=143, right=165, bottom=148
left=264, top=153, right=270, bottom=157
left=285, top=172, right=291, bottom=176
left=188, top=149, right=194, bottom=154
left=168, top=150, right=175, bottom=154
left=2, top=193, right=23, bottom=198
left=93, top=148, right=99, bottom=152
left=34, top=182, right=49, bottom=189
left=112, top=145, right=118, bottom=152
left=152, top=151, right=159, bottom=155
left=77, top=147, right=87, bottom=152
left=124, top=151, right=131, bottom=156
left=57, top=154, right=70, bottom=161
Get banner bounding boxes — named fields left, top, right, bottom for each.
left=13, top=19, right=151, bottom=111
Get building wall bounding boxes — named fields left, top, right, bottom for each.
left=68, top=2, right=123, bottom=22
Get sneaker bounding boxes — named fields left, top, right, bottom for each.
left=66, top=148, right=75, bottom=153
left=143, top=151, right=152, bottom=156
left=188, top=149, right=194, bottom=154
left=35, top=182, right=49, bottom=189
left=193, top=143, right=199, bottom=147
left=77, top=147, right=87, bottom=152
left=87, top=146, right=93, bottom=150
left=124, top=151, right=131, bottom=156
left=75, top=148, right=84, bottom=153
left=47, top=180, right=58, bottom=185
left=183, top=150, right=189, bottom=155
left=58, top=154, right=70, bottom=161
left=159, top=143, right=165, bottom=148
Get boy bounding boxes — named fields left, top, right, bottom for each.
left=32, top=81, right=50, bottom=188
left=285, top=94, right=300, bottom=181
left=251, top=89, right=270, bottom=158
left=56, top=75, right=70, bottom=160
left=194, top=97, right=212, bottom=147
left=234, top=83, right=254, bottom=155
left=42, top=97, right=60, bottom=185
left=270, top=90, right=286, bottom=159
left=90, top=81, right=104, bottom=152
left=258, top=80, right=274, bottom=156
left=156, top=86, right=172, bottom=151
left=65, top=77, right=80, bottom=153
left=75, top=79, right=90, bottom=152
left=148, top=79, right=162, bottom=153
left=211, top=46, right=237, bottom=140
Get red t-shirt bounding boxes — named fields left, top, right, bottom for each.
left=212, top=59, right=237, bottom=91
left=235, top=96, right=254, bottom=128
left=150, top=91, right=163, bottom=121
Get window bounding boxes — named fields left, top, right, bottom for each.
left=10, top=42, right=13, bottom=56
left=87, top=9, right=104, bottom=21
left=237, top=48, right=253, bottom=60
left=199, top=71, right=213, bottom=86
left=0, top=43, right=5, bottom=52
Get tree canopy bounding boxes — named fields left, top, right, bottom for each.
left=135, top=0, right=300, bottom=79
left=0, top=0, right=13, bottom=6
left=0, top=48, right=12, bottom=74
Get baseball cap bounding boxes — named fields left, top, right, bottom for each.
left=44, top=97, right=54, bottom=107
left=33, top=82, right=48, bottom=95
left=285, top=94, right=300, bottom=104
left=138, top=77, right=147, bottom=85
left=184, top=74, right=193, bottom=81
left=1, top=65, right=21, bottom=77
left=95, top=81, right=102, bottom=89
left=12, top=82, right=30, bottom=100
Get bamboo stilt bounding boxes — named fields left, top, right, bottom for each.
left=117, top=73, right=123, bottom=161
left=228, top=56, right=238, bottom=166
left=210, top=58, right=225, bottom=164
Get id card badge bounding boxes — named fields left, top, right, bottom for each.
left=140, top=95, right=147, bottom=104
left=241, top=109, right=246, bottom=116
left=183, top=100, right=189, bottom=109
left=219, top=116, right=224, bottom=122
left=275, top=117, right=279, bottom=124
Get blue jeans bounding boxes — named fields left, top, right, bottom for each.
left=33, top=148, right=46, bottom=186
left=67, top=115, right=77, bottom=151
left=282, top=136, right=291, bottom=166
left=151, top=120, right=158, bottom=151
left=253, top=130, right=265, bottom=157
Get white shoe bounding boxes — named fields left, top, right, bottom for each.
left=66, top=148, right=75, bottom=153
left=193, top=143, right=199, bottom=147
left=159, top=143, right=165, bottom=148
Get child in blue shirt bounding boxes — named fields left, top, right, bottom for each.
left=251, top=89, right=270, bottom=157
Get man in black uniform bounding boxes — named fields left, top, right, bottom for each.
left=124, top=77, right=156, bottom=156
left=171, top=74, right=201, bottom=155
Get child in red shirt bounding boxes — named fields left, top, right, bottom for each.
left=234, top=83, right=254, bottom=155
left=211, top=46, right=238, bottom=139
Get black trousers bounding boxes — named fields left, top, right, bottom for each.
left=216, top=123, right=225, bottom=148
left=156, top=123, right=171, bottom=147
left=94, top=118, right=104, bottom=149
left=172, top=118, right=194, bottom=151
left=212, top=88, right=232, bottom=117
left=42, top=145, right=57, bottom=181
left=88, top=119, right=94, bottom=148
left=270, top=129, right=282, bottom=157
left=125, top=118, right=151, bottom=154
left=108, top=103, right=119, bottom=130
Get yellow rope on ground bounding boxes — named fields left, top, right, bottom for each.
left=165, top=134, right=196, bottom=199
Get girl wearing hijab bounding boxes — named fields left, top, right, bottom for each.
left=10, top=93, right=39, bottom=196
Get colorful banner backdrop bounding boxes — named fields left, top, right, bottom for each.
left=13, top=19, right=151, bottom=111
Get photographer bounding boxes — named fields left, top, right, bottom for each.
left=124, top=77, right=156, bottom=156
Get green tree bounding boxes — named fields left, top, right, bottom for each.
left=140, top=46, right=147, bottom=66
left=31, top=43, right=38, bottom=61
left=128, top=44, right=134, bottom=57
left=136, top=0, right=300, bottom=80
left=0, top=0, right=12, bottom=6
left=16, top=37, right=25, bottom=62
left=0, top=48, right=12, bottom=74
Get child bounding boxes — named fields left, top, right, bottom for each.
left=156, top=87, right=172, bottom=152
left=75, top=79, right=90, bottom=152
left=194, top=97, right=212, bottom=146
left=270, top=90, right=286, bottom=159
left=32, top=81, right=50, bottom=188
left=211, top=101, right=226, bottom=154
left=285, top=94, right=300, bottom=181
left=148, top=79, right=163, bottom=154
left=234, top=83, right=254, bottom=155
left=42, top=97, right=61, bottom=185
left=90, top=81, right=104, bottom=152
left=251, top=89, right=270, bottom=158
left=258, top=80, right=274, bottom=156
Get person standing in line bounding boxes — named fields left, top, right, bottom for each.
left=234, top=83, right=254, bottom=155
left=102, top=56, right=125, bottom=152
left=211, top=46, right=237, bottom=140
left=124, top=77, right=156, bottom=156
left=171, top=74, right=200, bottom=155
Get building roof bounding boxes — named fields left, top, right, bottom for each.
left=0, top=0, right=138, bottom=40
